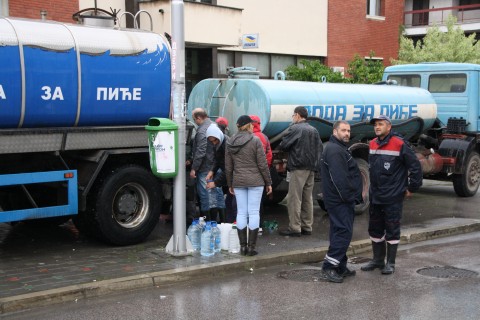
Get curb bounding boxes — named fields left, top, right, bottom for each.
left=2, top=221, right=480, bottom=315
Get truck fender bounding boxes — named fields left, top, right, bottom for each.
left=438, top=136, right=476, bottom=174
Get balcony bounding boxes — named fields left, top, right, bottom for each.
left=404, top=4, right=480, bottom=36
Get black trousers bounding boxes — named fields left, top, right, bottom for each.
left=368, top=202, right=403, bottom=244
left=323, top=202, right=355, bottom=271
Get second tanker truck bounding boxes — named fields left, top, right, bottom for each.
left=188, top=64, right=480, bottom=213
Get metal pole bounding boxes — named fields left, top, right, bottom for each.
left=166, top=0, right=191, bottom=255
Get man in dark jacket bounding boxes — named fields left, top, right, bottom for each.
left=321, top=120, right=362, bottom=283
left=278, top=106, right=322, bottom=237
left=362, top=115, right=422, bottom=275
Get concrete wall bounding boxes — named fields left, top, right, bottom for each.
left=139, top=0, right=242, bottom=46
left=219, top=0, right=328, bottom=56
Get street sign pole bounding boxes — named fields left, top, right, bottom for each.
left=166, top=0, right=191, bottom=255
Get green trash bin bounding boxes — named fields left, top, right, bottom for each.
left=145, top=117, right=179, bottom=178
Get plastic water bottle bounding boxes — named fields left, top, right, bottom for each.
left=207, top=182, right=218, bottom=215
left=211, top=221, right=221, bottom=253
left=187, top=220, right=201, bottom=252
left=228, top=225, right=240, bottom=254
left=198, top=216, right=206, bottom=230
left=201, top=223, right=214, bottom=257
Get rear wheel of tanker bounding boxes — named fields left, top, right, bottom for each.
left=354, top=158, right=370, bottom=215
left=453, top=151, right=480, bottom=197
left=87, top=165, right=161, bottom=245
left=264, top=190, right=287, bottom=206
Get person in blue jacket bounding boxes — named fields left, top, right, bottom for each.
left=321, top=120, right=363, bottom=283
left=362, top=115, right=422, bottom=275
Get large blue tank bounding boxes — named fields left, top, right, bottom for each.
left=0, top=17, right=171, bottom=128
left=188, top=77, right=437, bottom=141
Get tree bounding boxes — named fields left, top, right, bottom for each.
left=285, top=59, right=345, bottom=83
left=285, top=54, right=384, bottom=84
left=346, top=51, right=384, bottom=84
left=393, top=15, right=480, bottom=64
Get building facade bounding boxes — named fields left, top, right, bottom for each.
left=3, top=0, right=477, bottom=93
left=403, top=0, right=480, bottom=43
left=327, top=0, right=405, bottom=70
left=137, top=0, right=328, bottom=94
left=4, top=0, right=79, bottom=22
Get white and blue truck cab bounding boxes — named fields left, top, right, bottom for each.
left=383, top=62, right=480, bottom=197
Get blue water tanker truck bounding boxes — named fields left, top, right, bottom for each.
left=188, top=65, right=480, bottom=213
left=0, top=16, right=173, bottom=245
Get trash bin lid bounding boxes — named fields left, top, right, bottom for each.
left=145, top=117, right=178, bottom=131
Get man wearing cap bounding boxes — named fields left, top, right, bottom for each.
left=215, top=117, right=229, bottom=135
left=278, top=106, right=322, bottom=237
left=362, top=115, right=422, bottom=275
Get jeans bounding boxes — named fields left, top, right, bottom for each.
left=196, top=171, right=225, bottom=212
left=234, top=186, right=264, bottom=230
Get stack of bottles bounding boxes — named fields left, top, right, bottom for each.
left=187, top=218, right=240, bottom=256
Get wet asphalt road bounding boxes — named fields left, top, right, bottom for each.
left=0, top=179, right=479, bottom=302
left=3, top=231, right=480, bottom=320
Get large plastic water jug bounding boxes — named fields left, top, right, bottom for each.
left=218, top=223, right=233, bottom=251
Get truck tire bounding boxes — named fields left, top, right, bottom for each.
left=265, top=190, right=287, bottom=206
left=317, top=158, right=369, bottom=214
left=86, top=165, right=161, bottom=245
left=354, top=158, right=370, bottom=215
left=453, top=151, right=480, bottom=197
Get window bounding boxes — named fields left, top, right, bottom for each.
left=428, top=74, right=467, bottom=93
left=460, top=0, right=480, bottom=8
left=242, top=53, right=270, bottom=77
left=271, top=55, right=295, bottom=77
left=217, top=51, right=321, bottom=79
left=367, top=0, right=383, bottom=16
left=387, top=74, right=421, bottom=87
left=412, top=0, right=429, bottom=26
left=218, top=51, right=234, bottom=75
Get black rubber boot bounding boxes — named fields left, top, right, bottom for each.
left=237, top=228, right=248, bottom=256
left=247, top=228, right=259, bottom=256
left=381, top=243, right=398, bottom=275
left=218, top=208, right=226, bottom=223
left=361, top=241, right=386, bottom=271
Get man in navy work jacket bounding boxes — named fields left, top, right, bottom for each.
left=362, top=115, right=422, bottom=275
left=321, top=120, right=363, bottom=283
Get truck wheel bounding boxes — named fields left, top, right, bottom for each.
left=265, top=190, right=287, bottom=206
left=89, top=165, right=161, bottom=245
left=354, top=158, right=370, bottom=215
left=453, top=151, right=480, bottom=197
